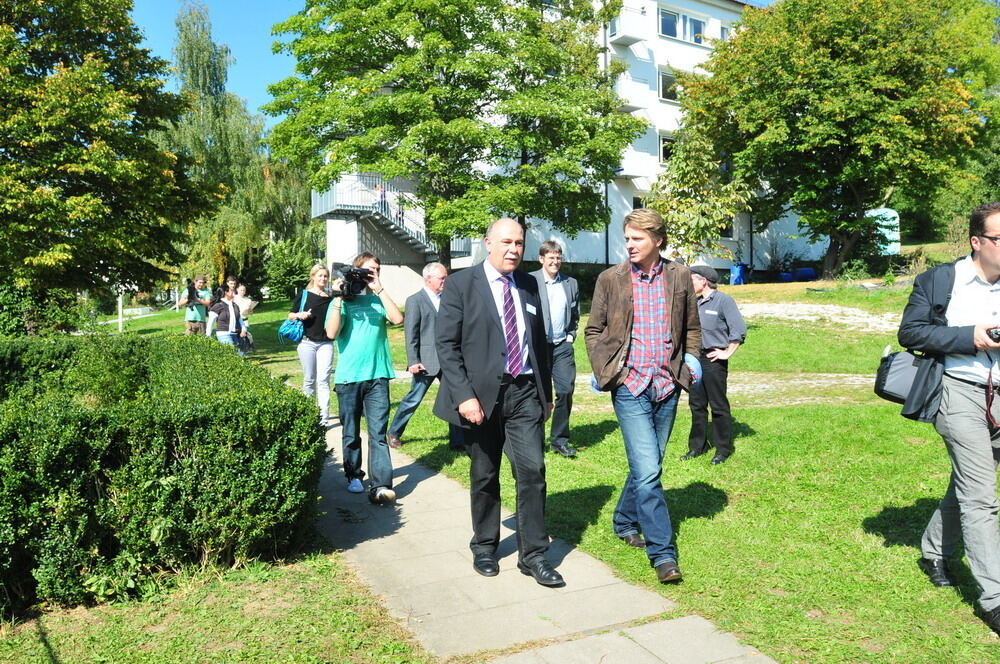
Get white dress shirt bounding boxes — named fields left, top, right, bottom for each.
left=944, top=255, right=1000, bottom=384
left=482, top=261, right=531, bottom=374
left=544, top=273, right=569, bottom=343
left=424, top=286, right=441, bottom=311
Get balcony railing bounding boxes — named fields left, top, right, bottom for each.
left=312, top=173, right=429, bottom=247
left=609, top=8, right=645, bottom=46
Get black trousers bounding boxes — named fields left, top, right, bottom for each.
left=466, top=376, right=549, bottom=564
left=548, top=340, right=576, bottom=446
left=687, top=354, right=733, bottom=456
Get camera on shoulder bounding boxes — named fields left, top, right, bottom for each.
left=332, top=268, right=373, bottom=300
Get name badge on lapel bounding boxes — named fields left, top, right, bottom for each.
left=526, top=303, right=537, bottom=316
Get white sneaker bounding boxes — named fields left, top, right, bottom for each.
left=346, top=478, right=364, bottom=493
left=370, top=487, right=396, bottom=505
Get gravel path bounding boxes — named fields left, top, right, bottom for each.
left=739, top=302, right=901, bottom=333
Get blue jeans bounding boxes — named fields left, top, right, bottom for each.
left=389, top=372, right=464, bottom=446
left=336, top=378, right=392, bottom=491
left=611, top=384, right=680, bottom=567
left=215, top=331, right=246, bottom=357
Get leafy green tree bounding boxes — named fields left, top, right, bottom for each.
left=673, top=0, right=1000, bottom=276
left=0, top=0, right=214, bottom=295
left=267, top=0, right=645, bottom=262
left=645, top=126, right=752, bottom=261
left=158, top=3, right=311, bottom=286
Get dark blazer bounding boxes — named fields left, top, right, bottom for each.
left=434, top=262, right=553, bottom=428
left=403, top=288, right=441, bottom=375
left=584, top=259, right=701, bottom=391
left=897, top=258, right=976, bottom=422
left=529, top=269, right=580, bottom=342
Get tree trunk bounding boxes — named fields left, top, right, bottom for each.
left=820, top=228, right=863, bottom=279
left=437, top=240, right=452, bottom=270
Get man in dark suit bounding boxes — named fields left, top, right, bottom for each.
left=530, top=240, right=580, bottom=458
left=387, top=263, right=464, bottom=450
left=434, top=218, right=561, bottom=587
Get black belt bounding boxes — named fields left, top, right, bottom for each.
left=945, top=373, right=990, bottom=390
left=501, top=373, right=532, bottom=386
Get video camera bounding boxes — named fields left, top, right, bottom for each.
left=184, top=280, right=200, bottom=309
left=332, top=268, right=373, bottom=300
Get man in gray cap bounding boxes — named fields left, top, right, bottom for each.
left=680, top=265, right=747, bottom=465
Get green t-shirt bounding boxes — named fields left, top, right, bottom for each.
left=333, top=295, right=394, bottom=384
left=183, top=288, right=213, bottom=322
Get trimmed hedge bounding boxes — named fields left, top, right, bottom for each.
left=0, top=335, right=326, bottom=612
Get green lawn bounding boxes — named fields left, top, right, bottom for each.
left=8, top=282, right=999, bottom=663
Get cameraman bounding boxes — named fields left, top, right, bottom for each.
left=325, top=252, right=403, bottom=505
left=177, top=274, right=211, bottom=335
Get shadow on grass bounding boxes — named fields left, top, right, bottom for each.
left=862, top=497, right=938, bottom=549
left=568, top=419, right=619, bottom=451
left=862, top=497, right=979, bottom=607
left=664, top=481, right=728, bottom=537
left=732, top=419, right=756, bottom=440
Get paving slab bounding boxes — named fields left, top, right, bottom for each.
left=318, top=427, right=773, bottom=662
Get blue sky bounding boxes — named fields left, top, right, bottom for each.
left=130, top=0, right=303, bottom=125
left=131, top=0, right=772, bottom=128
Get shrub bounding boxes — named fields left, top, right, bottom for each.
left=0, top=335, right=325, bottom=613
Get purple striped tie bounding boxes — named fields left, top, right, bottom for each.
left=501, top=276, right=523, bottom=376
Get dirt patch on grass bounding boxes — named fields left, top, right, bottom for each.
left=740, top=302, right=901, bottom=333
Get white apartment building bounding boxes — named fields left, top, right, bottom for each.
left=315, top=0, right=825, bottom=295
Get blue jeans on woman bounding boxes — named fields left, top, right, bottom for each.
left=611, top=384, right=680, bottom=568
left=336, top=378, right=392, bottom=492
left=215, top=331, right=246, bottom=357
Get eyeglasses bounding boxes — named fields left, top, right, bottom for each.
left=980, top=234, right=1000, bottom=246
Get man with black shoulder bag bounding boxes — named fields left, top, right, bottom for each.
left=897, top=201, right=1000, bottom=635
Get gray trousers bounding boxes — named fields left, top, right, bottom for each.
left=922, top=374, right=1000, bottom=611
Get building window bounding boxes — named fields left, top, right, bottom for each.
left=632, top=196, right=645, bottom=209
left=720, top=218, right=734, bottom=238
left=658, top=8, right=706, bottom=45
left=660, top=136, right=675, bottom=163
left=659, top=71, right=678, bottom=101
left=609, top=16, right=619, bottom=36
left=721, top=25, right=731, bottom=41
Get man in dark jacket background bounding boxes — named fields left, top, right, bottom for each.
left=898, top=201, right=1000, bottom=635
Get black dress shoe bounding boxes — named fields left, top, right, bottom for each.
left=550, top=442, right=578, bottom=458
left=679, top=450, right=707, bottom=461
left=517, top=558, right=565, bottom=587
left=619, top=533, right=645, bottom=548
left=655, top=560, right=682, bottom=583
left=473, top=553, right=499, bottom=577
left=978, top=605, right=1000, bottom=636
left=918, top=557, right=956, bottom=587
left=710, top=453, right=731, bottom=465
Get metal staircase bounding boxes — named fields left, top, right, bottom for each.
left=311, top=174, right=438, bottom=260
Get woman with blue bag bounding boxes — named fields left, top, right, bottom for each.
left=287, top=264, right=335, bottom=427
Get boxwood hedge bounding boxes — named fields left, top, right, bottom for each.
left=0, top=335, right=326, bottom=613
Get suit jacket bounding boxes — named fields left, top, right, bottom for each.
left=403, top=288, right=441, bottom=375
left=584, top=259, right=701, bottom=391
left=897, top=259, right=974, bottom=422
left=434, top=262, right=553, bottom=428
left=529, top=269, right=580, bottom=343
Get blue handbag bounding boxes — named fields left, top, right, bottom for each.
left=278, top=290, right=309, bottom=344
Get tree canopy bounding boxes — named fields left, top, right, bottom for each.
left=0, top=0, right=214, bottom=293
left=156, top=2, right=311, bottom=286
left=671, top=0, right=1000, bottom=276
left=266, top=0, right=645, bottom=257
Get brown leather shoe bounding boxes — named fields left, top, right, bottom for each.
left=655, top=560, right=682, bottom=583
left=619, top=533, right=645, bottom=548
left=387, top=434, right=402, bottom=449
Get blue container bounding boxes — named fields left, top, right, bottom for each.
left=729, top=263, right=749, bottom=285
left=778, top=271, right=794, bottom=282
left=794, top=267, right=817, bottom=281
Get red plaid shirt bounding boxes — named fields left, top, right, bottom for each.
left=624, top=259, right=674, bottom=401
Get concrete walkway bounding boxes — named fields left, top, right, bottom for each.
left=318, top=427, right=777, bottom=663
